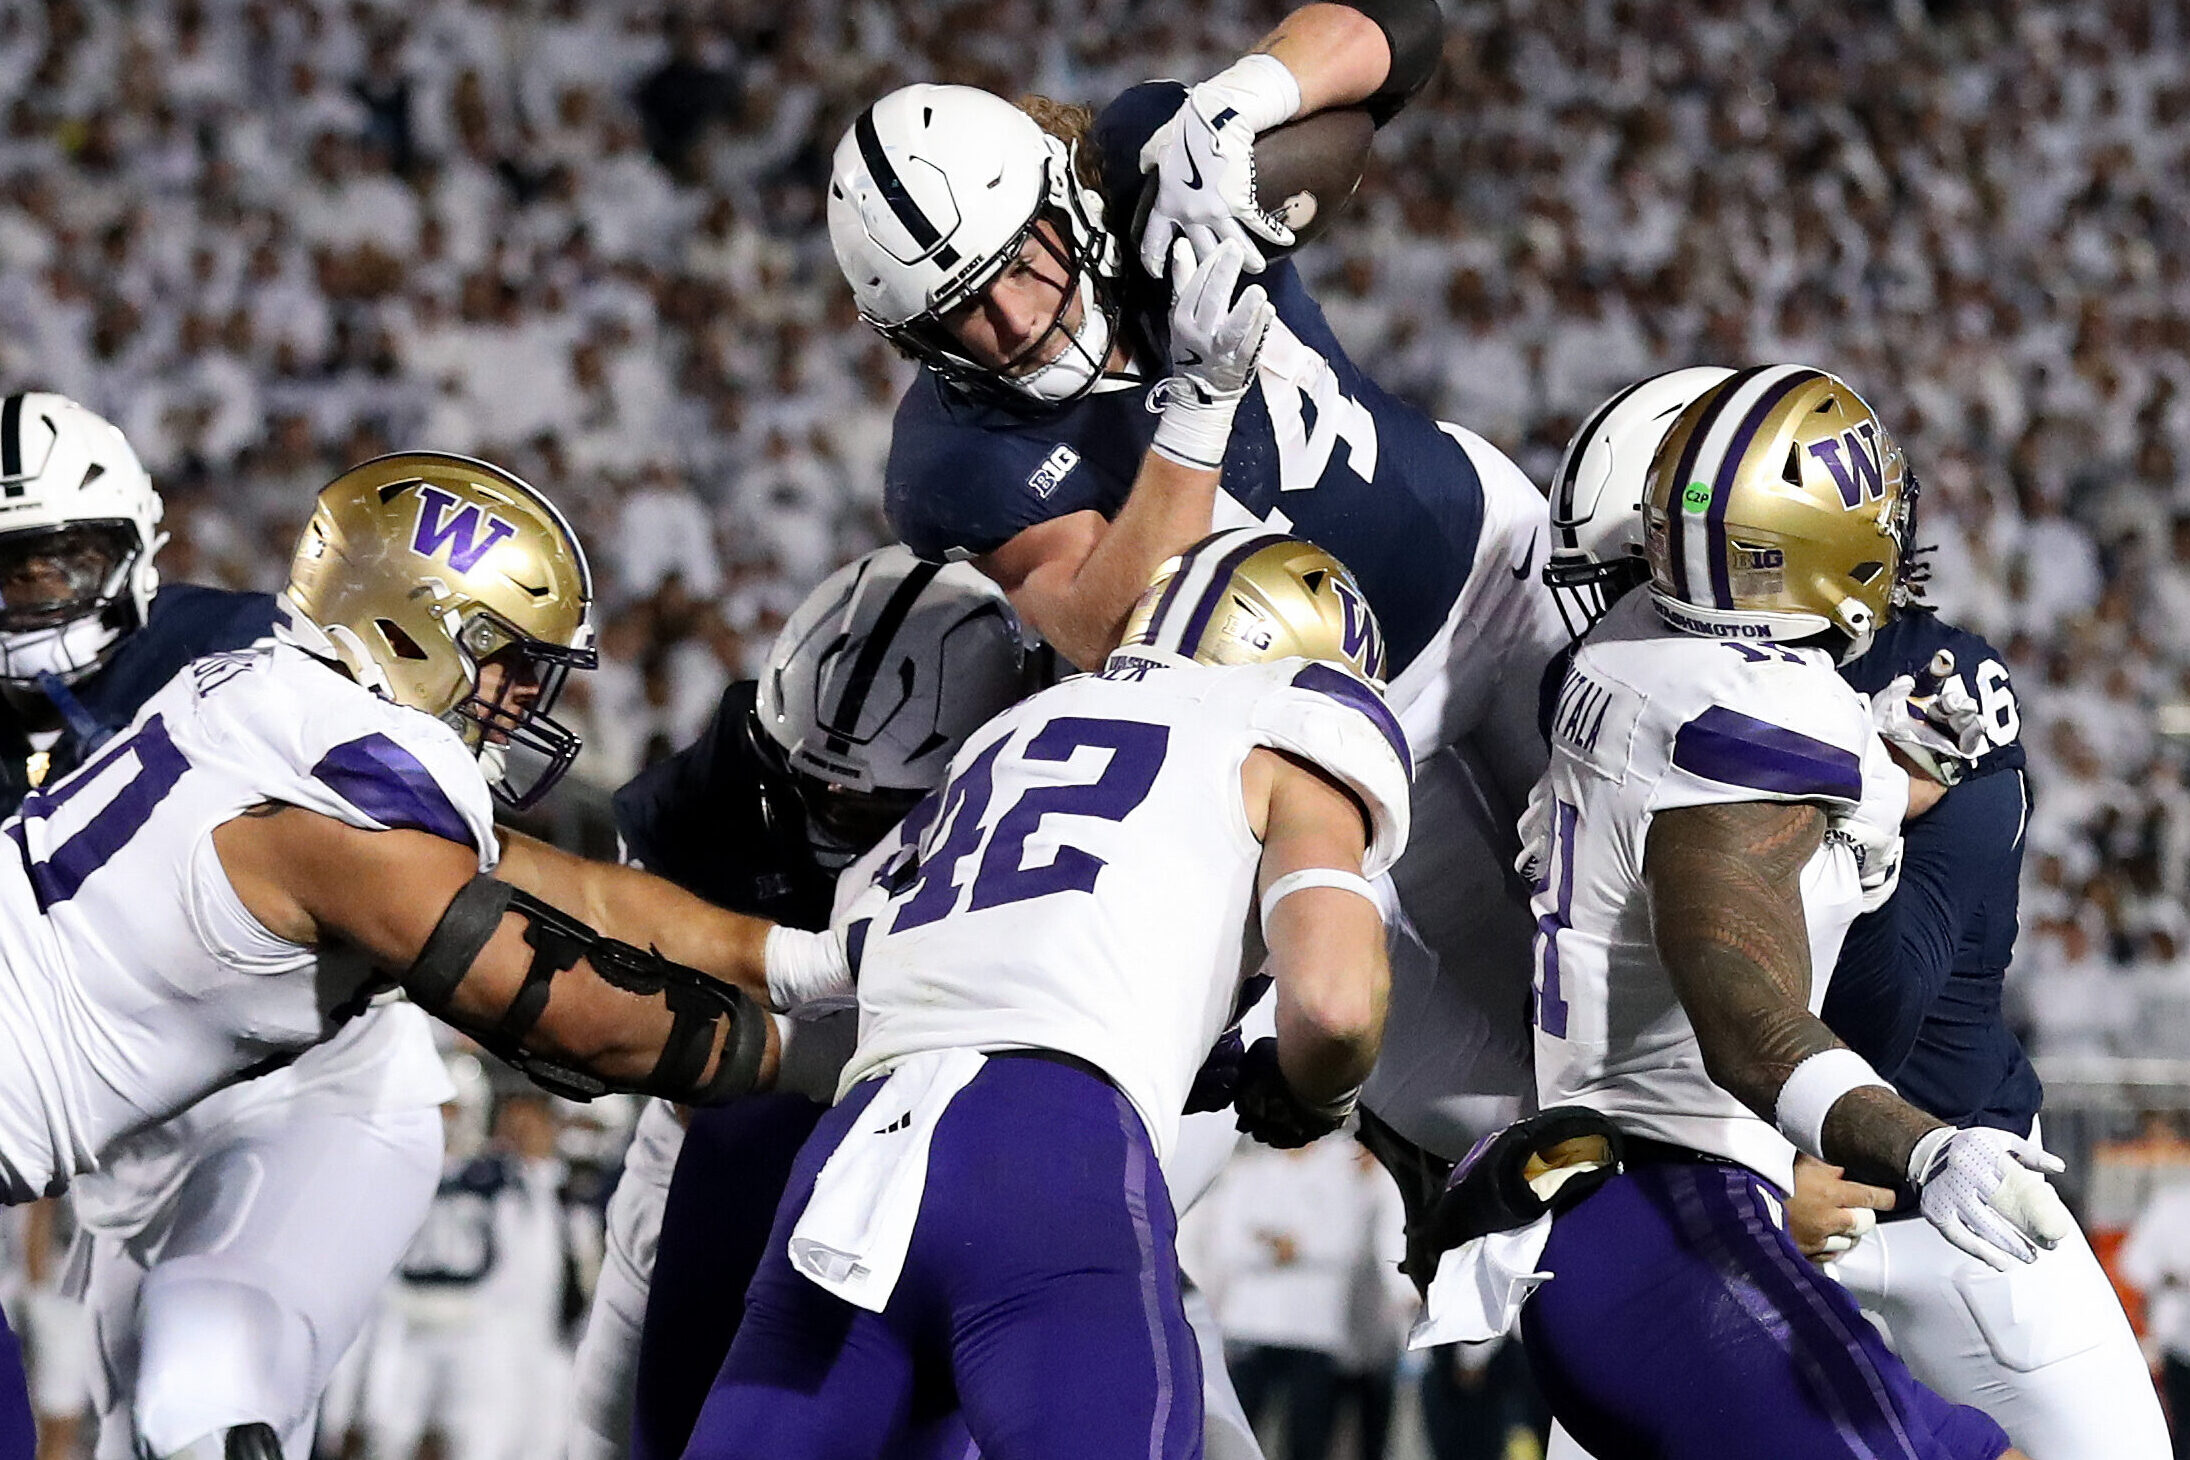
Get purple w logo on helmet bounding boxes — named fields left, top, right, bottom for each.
left=1808, top=422, right=1888, bottom=509
left=412, top=486, right=517, bottom=572
left=1332, top=576, right=1382, bottom=674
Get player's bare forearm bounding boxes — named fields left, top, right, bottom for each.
left=980, top=453, right=1221, bottom=668
left=1253, top=3, right=1395, bottom=115
left=496, top=827, right=772, bottom=1000
left=1647, top=802, right=1942, bottom=1185
left=1257, top=751, right=1387, bottom=1104
left=215, top=808, right=779, bottom=1092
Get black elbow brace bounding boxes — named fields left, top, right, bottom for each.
left=406, top=876, right=769, bottom=1106
left=1345, top=0, right=1445, bottom=126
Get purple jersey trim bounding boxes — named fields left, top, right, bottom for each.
left=312, top=733, right=477, bottom=849
left=1670, top=705, right=1860, bottom=803
left=1290, top=662, right=1413, bottom=779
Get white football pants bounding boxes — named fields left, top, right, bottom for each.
left=83, top=1103, right=443, bottom=1460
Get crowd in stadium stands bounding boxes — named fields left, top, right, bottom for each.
left=0, top=0, right=2187, bottom=1448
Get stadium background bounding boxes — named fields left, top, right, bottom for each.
left=2, top=0, right=2188, bottom=1455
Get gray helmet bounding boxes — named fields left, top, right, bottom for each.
left=758, top=547, right=1034, bottom=846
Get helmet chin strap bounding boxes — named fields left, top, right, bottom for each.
left=1010, top=271, right=1114, bottom=404
left=0, top=616, right=121, bottom=688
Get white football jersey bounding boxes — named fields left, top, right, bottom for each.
left=1530, top=593, right=1906, bottom=1194
left=838, top=656, right=1411, bottom=1162
left=0, top=641, right=497, bottom=1203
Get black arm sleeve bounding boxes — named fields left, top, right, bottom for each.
left=1342, top=0, right=1444, bottom=126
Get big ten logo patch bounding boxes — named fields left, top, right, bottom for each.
left=1808, top=421, right=1888, bottom=509
left=412, top=486, right=517, bottom=572
left=1026, top=443, right=1080, bottom=500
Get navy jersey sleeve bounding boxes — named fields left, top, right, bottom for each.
left=1840, top=608, right=2024, bottom=775
left=882, top=381, right=1122, bottom=562
left=1094, top=82, right=1190, bottom=215
left=1824, top=766, right=2026, bottom=1077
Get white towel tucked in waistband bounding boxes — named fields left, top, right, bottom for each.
left=789, top=1047, right=987, bottom=1313
left=1407, top=1214, right=1554, bottom=1349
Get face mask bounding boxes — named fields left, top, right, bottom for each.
left=1009, top=270, right=1114, bottom=404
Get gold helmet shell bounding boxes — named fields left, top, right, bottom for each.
left=283, top=451, right=597, bottom=808
left=1643, top=365, right=1914, bottom=663
left=1112, top=529, right=1387, bottom=684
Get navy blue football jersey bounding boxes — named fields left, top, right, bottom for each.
left=0, top=584, right=278, bottom=820
left=884, top=81, right=1485, bottom=674
left=1829, top=608, right=2039, bottom=1135
left=610, top=680, right=838, bottom=932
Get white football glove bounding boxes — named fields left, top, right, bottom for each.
left=1137, top=55, right=1301, bottom=277
left=1870, top=651, right=2001, bottom=786
left=1149, top=238, right=1274, bottom=470
left=1908, top=1125, right=2073, bottom=1272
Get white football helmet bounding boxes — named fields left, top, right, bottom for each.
left=0, top=392, right=166, bottom=685
left=828, top=84, right=1124, bottom=410
left=1545, top=366, right=1735, bottom=640
left=758, top=546, right=1036, bottom=855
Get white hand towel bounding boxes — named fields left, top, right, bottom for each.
left=789, top=1047, right=987, bottom=1312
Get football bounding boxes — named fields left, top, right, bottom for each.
left=1250, top=104, right=1376, bottom=253
left=1129, top=105, right=1376, bottom=265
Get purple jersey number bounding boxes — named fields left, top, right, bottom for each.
left=894, top=716, right=1170, bottom=931
left=1533, top=797, right=1579, bottom=1038
left=8, top=714, right=190, bottom=909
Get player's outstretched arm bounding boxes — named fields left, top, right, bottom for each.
left=214, top=807, right=781, bottom=1101
left=1224, top=748, right=1389, bottom=1148
left=1647, top=801, right=2072, bottom=1268
left=979, top=240, right=1273, bottom=669
left=1137, top=0, right=1442, bottom=274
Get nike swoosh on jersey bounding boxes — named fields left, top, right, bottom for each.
left=1510, top=532, right=1539, bottom=580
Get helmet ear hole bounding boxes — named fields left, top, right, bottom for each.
left=1850, top=561, right=1884, bottom=584
left=375, top=618, right=430, bottom=661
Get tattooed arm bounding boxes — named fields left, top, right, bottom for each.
left=1644, top=801, right=1943, bottom=1187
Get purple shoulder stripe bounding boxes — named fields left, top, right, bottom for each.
left=1671, top=705, right=1861, bottom=803
left=312, top=733, right=477, bottom=848
left=1290, top=663, right=1413, bottom=779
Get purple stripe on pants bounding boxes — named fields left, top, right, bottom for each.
left=685, top=1055, right=1204, bottom=1460
left=1518, top=1159, right=2010, bottom=1460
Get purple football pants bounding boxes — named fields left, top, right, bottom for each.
left=1519, top=1159, right=2012, bottom=1460
left=0, top=1304, right=31, bottom=1460
left=682, top=1055, right=1204, bottom=1460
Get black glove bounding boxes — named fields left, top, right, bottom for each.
left=1232, top=1038, right=1356, bottom=1150
left=1185, top=1026, right=1246, bottom=1115
left=1402, top=1106, right=1624, bottom=1300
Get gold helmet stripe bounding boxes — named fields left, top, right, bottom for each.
left=1666, top=364, right=1822, bottom=610
left=1126, top=528, right=1289, bottom=658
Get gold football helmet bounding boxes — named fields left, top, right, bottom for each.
left=1643, top=365, right=1915, bottom=663
left=283, top=452, right=597, bottom=809
left=1113, top=529, right=1386, bottom=684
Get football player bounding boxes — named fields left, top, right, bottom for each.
left=1540, top=371, right=2167, bottom=1459
left=0, top=395, right=452, bottom=1460
left=683, top=531, right=1411, bottom=1458
left=0, top=451, right=839, bottom=1442
left=832, top=0, right=1559, bottom=1153
left=568, top=546, right=1038, bottom=1460
left=1508, top=368, right=2068, bottom=1458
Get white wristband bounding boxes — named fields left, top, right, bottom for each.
left=1774, top=1047, right=1891, bottom=1160
left=763, top=925, right=851, bottom=1011
left=1198, top=53, right=1304, bottom=133
left=1150, top=392, right=1243, bottom=471
left=1259, top=867, right=1382, bottom=937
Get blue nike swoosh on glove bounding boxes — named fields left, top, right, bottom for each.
left=1183, top=149, right=1204, bottom=190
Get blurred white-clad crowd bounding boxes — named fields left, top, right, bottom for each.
left=3, top=0, right=2190, bottom=1453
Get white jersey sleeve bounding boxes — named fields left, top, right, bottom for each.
left=173, top=644, right=501, bottom=872
left=1247, top=661, right=1413, bottom=878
